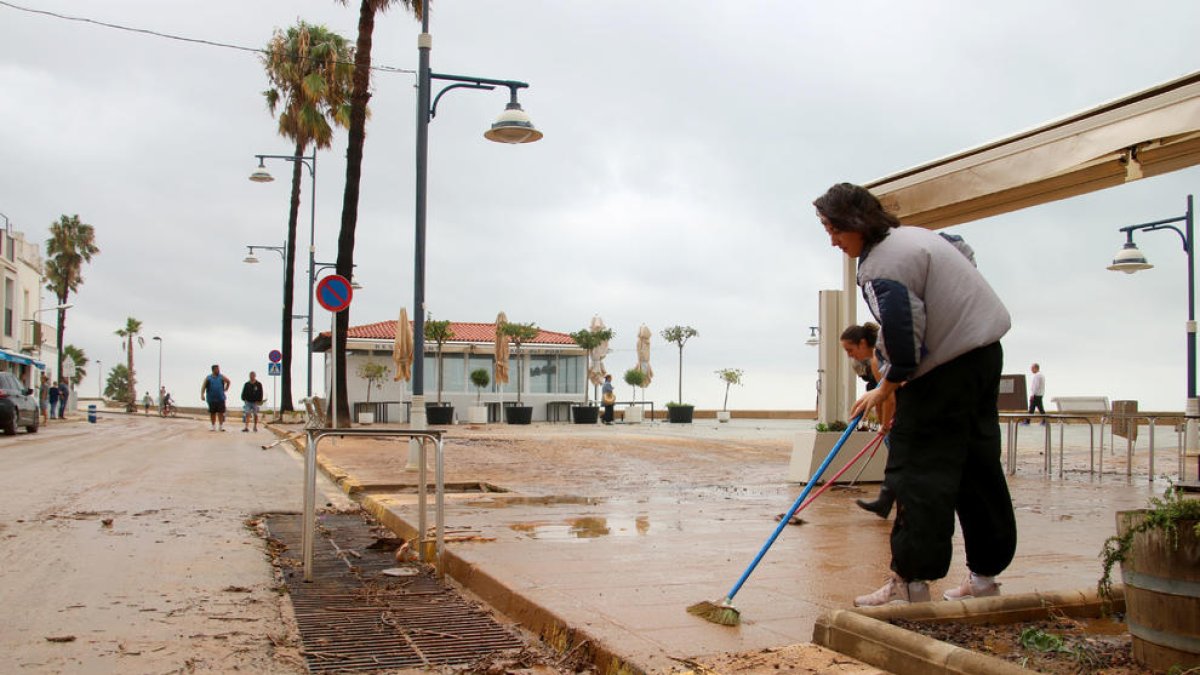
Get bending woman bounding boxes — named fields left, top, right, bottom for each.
left=840, top=323, right=895, bottom=519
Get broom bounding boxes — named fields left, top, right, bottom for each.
left=687, top=414, right=867, bottom=626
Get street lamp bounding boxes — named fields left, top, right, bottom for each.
left=1108, top=194, right=1197, bottom=478
left=805, top=326, right=820, bottom=347
left=24, top=304, right=73, bottom=357
left=152, top=336, right=163, bottom=400
left=96, top=359, right=102, bottom=398
left=249, top=151, right=318, bottom=398
left=411, top=0, right=541, bottom=436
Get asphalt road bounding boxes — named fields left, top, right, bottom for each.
left=0, top=413, right=350, bottom=673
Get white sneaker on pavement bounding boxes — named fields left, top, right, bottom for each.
left=854, top=573, right=930, bottom=607
left=942, top=572, right=1001, bottom=601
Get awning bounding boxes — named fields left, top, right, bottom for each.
left=0, top=350, right=46, bottom=369
left=867, top=71, right=1200, bottom=230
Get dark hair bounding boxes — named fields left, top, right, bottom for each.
left=840, top=322, right=879, bottom=348
left=813, top=183, right=900, bottom=246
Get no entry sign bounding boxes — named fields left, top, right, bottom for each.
left=316, top=274, right=353, bottom=312
left=268, top=349, right=282, bottom=363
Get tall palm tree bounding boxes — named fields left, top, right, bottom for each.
left=330, top=0, right=421, bottom=425
left=261, top=21, right=355, bottom=413
left=115, top=317, right=143, bottom=410
left=44, top=214, right=99, bottom=382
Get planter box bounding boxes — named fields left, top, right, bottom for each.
left=667, top=405, right=694, bottom=424
left=716, top=410, right=731, bottom=423
left=572, top=405, right=599, bottom=424
left=1118, top=510, right=1200, bottom=671
left=357, top=411, right=374, bottom=425
left=624, top=406, right=644, bottom=424
left=426, top=404, right=454, bottom=426
left=505, top=405, right=533, bottom=425
left=787, top=430, right=886, bottom=483
left=467, top=406, right=488, bottom=424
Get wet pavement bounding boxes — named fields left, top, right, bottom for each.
left=295, top=418, right=1187, bottom=673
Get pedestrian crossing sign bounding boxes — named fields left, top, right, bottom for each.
left=268, top=362, right=282, bottom=377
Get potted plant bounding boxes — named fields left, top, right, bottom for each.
left=424, top=318, right=455, bottom=425
left=1098, top=484, right=1200, bottom=671
left=715, top=368, right=743, bottom=423
left=623, top=367, right=647, bottom=423
left=661, top=325, right=698, bottom=423
left=501, top=321, right=539, bottom=424
left=568, top=326, right=614, bottom=424
left=355, top=360, right=390, bottom=424
left=468, top=367, right=490, bottom=424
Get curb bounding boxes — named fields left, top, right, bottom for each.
left=812, top=588, right=1126, bottom=675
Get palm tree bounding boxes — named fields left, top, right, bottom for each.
left=62, top=344, right=88, bottom=387
left=115, top=317, right=143, bottom=410
left=330, top=0, right=421, bottom=425
left=44, top=214, right=99, bottom=382
left=261, top=21, right=355, bottom=413
left=104, top=364, right=131, bottom=401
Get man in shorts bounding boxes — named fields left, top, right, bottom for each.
left=201, top=364, right=231, bottom=431
left=240, top=371, right=264, bottom=432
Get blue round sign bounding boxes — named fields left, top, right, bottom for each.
left=316, top=274, right=353, bottom=312
left=268, top=349, right=282, bottom=363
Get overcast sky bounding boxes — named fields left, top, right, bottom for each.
left=2, top=0, right=1199, bottom=412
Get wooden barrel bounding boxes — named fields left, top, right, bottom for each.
left=1118, top=510, right=1200, bottom=672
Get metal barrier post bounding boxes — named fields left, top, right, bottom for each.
left=435, top=436, right=445, bottom=576
left=1148, top=417, right=1156, bottom=481
left=303, top=429, right=317, bottom=582
left=418, top=437, right=428, bottom=561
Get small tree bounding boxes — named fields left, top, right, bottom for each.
left=63, top=344, right=88, bottom=387
left=356, top=361, right=390, bottom=404
left=660, top=325, right=698, bottom=404
left=104, top=363, right=131, bottom=401
left=623, top=367, right=646, bottom=401
left=470, top=368, right=490, bottom=404
left=715, top=368, right=744, bottom=412
left=424, top=318, right=455, bottom=404
left=501, top=321, right=540, bottom=405
left=569, top=326, right=614, bottom=404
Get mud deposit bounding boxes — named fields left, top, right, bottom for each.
left=892, top=616, right=1154, bottom=674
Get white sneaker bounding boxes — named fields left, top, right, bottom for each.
left=854, top=573, right=930, bottom=607
left=942, top=572, right=1001, bottom=600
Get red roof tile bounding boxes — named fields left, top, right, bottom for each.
left=322, top=321, right=576, bottom=346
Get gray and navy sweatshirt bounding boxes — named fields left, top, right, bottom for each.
left=857, top=226, right=1010, bottom=384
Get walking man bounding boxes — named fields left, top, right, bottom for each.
left=201, top=364, right=231, bottom=432
left=240, top=371, right=264, bottom=432
left=1024, top=363, right=1046, bottom=425
left=815, top=182, right=1017, bottom=607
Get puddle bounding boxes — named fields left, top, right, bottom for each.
left=462, top=495, right=601, bottom=508
left=509, top=515, right=651, bottom=540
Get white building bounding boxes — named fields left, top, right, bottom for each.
left=0, top=228, right=48, bottom=388
left=313, top=320, right=590, bottom=423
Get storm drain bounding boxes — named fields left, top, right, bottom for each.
left=265, top=513, right=525, bottom=672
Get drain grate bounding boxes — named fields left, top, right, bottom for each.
left=265, top=513, right=525, bottom=672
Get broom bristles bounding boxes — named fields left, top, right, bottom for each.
left=686, top=599, right=741, bottom=626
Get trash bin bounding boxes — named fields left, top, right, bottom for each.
left=1112, top=400, right=1138, bottom=442
left=87, top=404, right=97, bottom=424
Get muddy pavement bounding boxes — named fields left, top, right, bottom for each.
left=0, top=414, right=353, bottom=673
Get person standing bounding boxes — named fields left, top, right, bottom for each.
left=240, top=371, right=264, bottom=432
left=815, top=182, right=1017, bottom=607
left=39, top=373, right=51, bottom=424
left=48, top=376, right=60, bottom=421
left=142, top=391, right=154, bottom=415
left=201, top=364, right=231, bottom=432
left=601, top=374, right=616, bottom=425
left=57, top=379, right=69, bottom=419
left=1024, top=363, right=1046, bottom=425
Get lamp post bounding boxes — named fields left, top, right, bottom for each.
left=411, top=0, right=541, bottom=443
left=152, top=336, right=162, bottom=400
left=24, top=304, right=72, bottom=359
left=96, top=360, right=102, bottom=398
left=249, top=151, right=318, bottom=398
left=1108, top=194, right=1197, bottom=478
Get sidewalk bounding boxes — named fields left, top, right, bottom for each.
left=297, top=419, right=1178, bottom=673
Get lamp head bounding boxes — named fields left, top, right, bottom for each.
left=1107, top=241, right=1153, bottom=274
left=243, top=253, right=260, bottom=264
left=484, top=101, right=543, bottom=144
left=248, top=158, right=274, bottom=183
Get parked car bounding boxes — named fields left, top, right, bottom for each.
left=0, top=372, right=39, bottom=435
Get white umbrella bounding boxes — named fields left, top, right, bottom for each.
left=636, top=324, right=654, bottom=390
left=587, top=314, right=610, bottom=387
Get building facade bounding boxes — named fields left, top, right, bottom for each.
left=0, top=228, right=48, bottom=388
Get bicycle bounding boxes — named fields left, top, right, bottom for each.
left=159, top=399, right=177, bottom=417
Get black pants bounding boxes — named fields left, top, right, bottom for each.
left=602, top=404, right=614, bottom=423
left=1028, top=395, right=1044, bottom=415
left=886, top=342, right=1017, bottom=581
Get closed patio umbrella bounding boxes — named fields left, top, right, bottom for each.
left=636, top=324, right=654, bottom=388
left=392, top=307, right=413, bottom=383
left=587, top=314, right=610, bottom=387
left=494, top=312, right=510, bottom=387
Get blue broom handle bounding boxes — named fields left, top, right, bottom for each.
left=723, top=414, right=863, bottom=601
